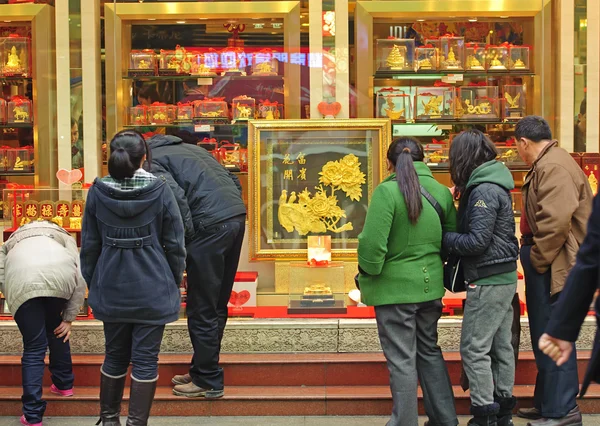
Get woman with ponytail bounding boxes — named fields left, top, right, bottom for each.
left=357, top=137, right=458, bottom=426
left=80, top=130, right=185, bottom=426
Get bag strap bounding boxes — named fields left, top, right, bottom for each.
left=420, top=185, right=444, bottom=223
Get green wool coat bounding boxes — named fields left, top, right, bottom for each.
left=357, top=162, right=457, bottom=306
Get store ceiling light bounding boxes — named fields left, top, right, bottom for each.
left=176, top=21, right=186, bottom=24
left=147, top=18, right=156, bottom=21
left=301, top=23, right=310, bottom=27
left=417, top=19, right=425, bottom=22
left=468, top=18, right=478, bottom=22
left=500, top=16, right=509, bottom=19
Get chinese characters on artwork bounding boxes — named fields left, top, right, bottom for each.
left=281, top=152, right=308, bottom=182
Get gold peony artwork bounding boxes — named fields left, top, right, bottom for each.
left=278, top=154, right=366, bottom=235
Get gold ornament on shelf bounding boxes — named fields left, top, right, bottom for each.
left=589, top=173, right=598, bottom=195
left=467, top=55, right=483, bottom=69
left=443, top=47, right=461, bottom=69
left=6, top=46, right=20, bottom=70
left=138, top=59, right=150, bottom=69
left=153, top=112, right=167, bottom=121
left=303, top=283, right=333, bottom=296
left=490, top=54, right=505, bottom=69
left=513, top=58, right=526, bottom=69
left=12, top=107, right=28, bottom=122
left=386, top=45, right=406, bottom=69
left=69, top=217, right=82, bottom=230
left=51, top=216, right=63, bottom=227
left=422, top=96, right=443, bottom=116
left=417, top=57, right=432, bottom=70
left=236, top=103, right=253, bottom=118
left=265, top=110, right=275, bottom=120
left=256, top=62, right=273, bottom=74
left=384, top=97, right=405, bottom=120
left=277, top=154, right=365, bottom=235
left=504, top=92, right=521, bottom=109
left=465, top=100, right=492, bottom=115
left=199, top=111, right=223, bottom=118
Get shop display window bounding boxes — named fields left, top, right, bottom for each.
left=415, top=47, right=437, bottom=72
left=147, top=103, right=171, bottom=125
left=465, top=43, right=486, bottom=71
left=232, top=96, right=256, bottom=121
left=486, top=45, right=509, bottom=71
left=423, top=142, right=450, bottom=167
left=252, top=50, right=279, bottom=76
left=458, top=86, right=500, bottom=121
left=193, top=98, right=229, bottom=121
left=7, top=97, right=32, bottom=124
left=128, top=50, right=156, bottom=77
left=376, top=38, right=415, bottom=72
left=509, top=46, right=530, bottom=71
left=129, top=105, right=148, bottom=126
left=6, top=147, right=34, bottom=172
left=0, top=35, right=29, bottom=77
left=0, top=98, right=6, bottom=124
left=440, top=36, right=464, bottom=71
left=288, top=262, right=346, bottom=314
left=257, top=100, right=283, bottom=120
left=415, top=86, right=455, bottom=121
left=376, top=91, right=412, bottom=122
left=176, top=103, right=194, bottom=122
left=503, top=85, right=526, bottom=120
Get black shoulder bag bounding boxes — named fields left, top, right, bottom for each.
left=420, top=185, right=465, bottom=293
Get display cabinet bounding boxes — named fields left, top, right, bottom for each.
left=232, top=96, right=256, bottom=121
left=193, top=98, right=229, bottom=122
left=465, top=43, right=486, bottom=71
left=458, top=86, right=500, bottom=121
left=415, top=46, right=437, bottom=72
left=0, top=34, right=29, bottom=77
left=176, top=103, right=194, bottom=123
left=376, top=91, right=411, bottom=122
left=440, top=36, right=464, bottom=71
left=503, top=85, right=526, bottom=120
left=288, top=262, right=346, bottom=314
left=7, top=96, right=32, bottom=123
left=415, top=86, right=455, bottom=121
left=158, top=46, right=191, bottom=75
left=128, top=50, right=156, bottom=77
left=509, top=46, right=530, bottom=71
left=6, top=147, right=34, bottom=172
left=376, top=38, right=414, bottom=73
left=486, top=45, right=510, bottom=71
left=128, top=105, right=148, bottom=126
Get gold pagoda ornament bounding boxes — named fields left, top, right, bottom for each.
left=386, top=45, right=406, bottom=70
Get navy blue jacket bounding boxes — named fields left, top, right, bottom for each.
left=147, top=135, right=246, bottom=242
left=80, top=177, right=186, bottom=325
left=546, top=192, right=600, bottom=396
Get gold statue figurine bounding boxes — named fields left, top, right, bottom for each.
left=236, top=103, right=253, bottom=119
left=467, top=55, right=483, bottom=70
left=465, top=100, right=492, bottom=115
left=489, top=53, right=506, bottom=69
left=513, top=58, right=526, bottom=69
left=589, top=173, right=598, bottom=195
left=137, top=59, right=150, bottom=69
left=386, top=45, right=406, bottom=70
left=256, top=61, right=274, bottom=75
left=422, top=96, right=443, bottom=116
left=384, top=97, right=405, bottom=120
left=443, top=47, right=461, bottom=69
left=5, top=46, right=21, bottom=71
left=417, top=57, right=432, bottom=70
left=12, top=107, right=29, bottom=122
left=504, top=92, right=521, bottom=109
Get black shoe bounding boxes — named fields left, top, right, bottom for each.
left=518, top=407, right=543, bottom=420
left=526, top=406, right=583, bottom=426
left=495, top=395, right=517, bottom=426
left=468, top=403, right=500, bottom=426
left=96, top=371, right=126, bottom=426
left=125, top=377, right=158, bottom=426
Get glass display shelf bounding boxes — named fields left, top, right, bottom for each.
left=124, top=122, right=250, bottom=129
left=391, top=119, right=515, bottom=126
left=374, top=71, right=535, bottom=80
left=0, top=77, right=32, bottom=82
left=0, top=171, right=35, bottom=176
left=123, top=75, right=284, bottom=82
left=0, top=123, right=33, bottom=129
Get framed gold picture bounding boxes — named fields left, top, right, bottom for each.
left=248, top=119, right=391, bottom=261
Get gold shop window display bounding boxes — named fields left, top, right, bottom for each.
left=248, top=119, right=391, bottom=261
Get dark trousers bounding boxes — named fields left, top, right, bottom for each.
left=14, top=297, right=73, bottom=424
left=185, top=216, right=246, bottom=390
left=102, top=322, right=165, bottom=381
left=521, top=245, right=579, bottom=418
left=375, top=299, right=458, bottom=426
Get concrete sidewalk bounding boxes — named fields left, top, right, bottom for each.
left=2, top=417, right=600, bottom=426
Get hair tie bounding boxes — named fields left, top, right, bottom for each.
left=402, top=147, right=411, bottom=153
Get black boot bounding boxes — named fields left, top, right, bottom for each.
left=96, top=371, right=127, bottom=426
left=468, top=403, right=500, bottom=426
left=126, top=377, right=158, bottom=426
left=495, top=396, right=517, bottom=426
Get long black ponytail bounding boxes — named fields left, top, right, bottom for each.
left=108, top=130, right=151, bottom=180
left=387, top=137, right=425, bottom=224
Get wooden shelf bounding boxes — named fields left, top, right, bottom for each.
left=0, top=123, right=33, bottom=129
left=374, top=70, right=535, bottom=80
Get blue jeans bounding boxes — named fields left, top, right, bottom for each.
left=102, top=322, right=165, bottom=381
left=14, top=297, right=73, bottom=424
left=521, top=245, right=579, bottom=418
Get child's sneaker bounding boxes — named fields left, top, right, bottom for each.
left=49, top=384, right=73, bottom=397
left=20, top=415, right=42, bottom=426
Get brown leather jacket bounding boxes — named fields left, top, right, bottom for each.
left=522, top=141, right=593, bottom=295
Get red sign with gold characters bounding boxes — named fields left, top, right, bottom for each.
left=56, top=202, right=70, bottom=218
left=24, top=201, right=39, bottom=218
left=40, top=202, right=54, bottom=219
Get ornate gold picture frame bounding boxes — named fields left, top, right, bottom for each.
left=248, top=119, right=391, bottom=261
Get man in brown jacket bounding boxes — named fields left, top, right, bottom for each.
left=515, top=116, right=592, bottom=426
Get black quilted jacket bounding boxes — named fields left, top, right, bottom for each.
left=443, top=160, right=519, bottom=283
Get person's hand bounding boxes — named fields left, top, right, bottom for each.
left=54, top=321, right=72, bottom=343
left=539, top=333, right=572, bottom=366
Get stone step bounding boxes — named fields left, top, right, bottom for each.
left=0, top=384, right=599, bottom=417
left=0, top=352, right=592, bottom=388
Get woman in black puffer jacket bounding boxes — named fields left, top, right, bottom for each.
left=443, top=130, right=519, bottom=426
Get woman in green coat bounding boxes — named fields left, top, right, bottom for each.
left=357, top=137, right=458, bottom=426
